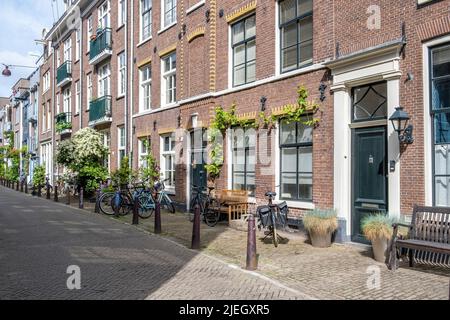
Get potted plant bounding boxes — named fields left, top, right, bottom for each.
left=303, top=209, right=338, bottom=248
left=361, top=214, right=394, bottom=263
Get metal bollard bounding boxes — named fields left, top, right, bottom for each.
left=132, top=196, right=139, bottom=225
left=25, top=182, right=28, bottom=194
left=66, top=188, right=70, bottom=205
left=94, top=186, right=101, bottom=213
left=246, top=214, right=258, bottom=271
left=37, top=184, right=42, bottom=197
left=79, top=186, right=84, bottom=209
left=16, top=181, right=19, bottom=191
left=155, top=198, right=161, bottom=234
left=54, top=185, right=58, bottom=202
left=191, top=203, right=201, bottom=249
left=31, top=184, right=35, bottom=196
left=46, top=183, right=51, bottom=200
left=20, top=181, right=24, bottom=192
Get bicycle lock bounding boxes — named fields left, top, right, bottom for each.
left=246, top=214, right=258, bottom=271
left=191, top=203, right=201, bottom=249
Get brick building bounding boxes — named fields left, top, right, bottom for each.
left=36, top=0, right=450, bottom=243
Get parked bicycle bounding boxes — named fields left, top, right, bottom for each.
left=188, top=185, right=221, bottom=227
left=256, top=191, right=289, bottom=247
left=153, top=179, right=176, bottom=213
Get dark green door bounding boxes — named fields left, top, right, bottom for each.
left=352, top=126, right=388, bottom=243
left=190, top=129, right=207, bottom=193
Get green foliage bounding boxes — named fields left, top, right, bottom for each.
left=55, top=122, right=72, bottom=133
left=77, top=163, right=108, bottom=193
left=139, top=142, right=160, bottom=186
left=361, top=213, right=395, bottom=241
left=32, top=165, right=46, bottom=187
left=111, top=156, right=133, bottom=187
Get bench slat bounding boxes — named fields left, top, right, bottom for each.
left=396, top=239, right=450, bottom=255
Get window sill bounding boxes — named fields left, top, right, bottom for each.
left=137, top=37, right=152, bottom=48
left=158, top=21, right=177, bottom=35
left=133, top=103, right=180, bottom=117
left=275, top=200, right=315, bottom=210
left=186, top=1, right=205, bottom=15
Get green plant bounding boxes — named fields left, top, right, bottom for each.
left=33, top=165, right=46, bottom=187
left=361, top=214, right=394, bottom=242
left=139, top=142, right=160, bottom=185
left=111, top=156, right=133, bottom=187
left=55, top=122, right=72, bottom=133
left=303, top=209, right=338, bottom=235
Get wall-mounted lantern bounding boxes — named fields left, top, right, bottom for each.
left=389, top=106, right=414, bottom=144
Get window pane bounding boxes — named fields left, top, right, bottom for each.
left=247, top=40, right=256, bottom=61
left=297, top=123, right=313, bottom=143
left=245, top=15, right=256, bottom=38
left=297, top=0, right=313, bottom=16
left=435, top=113, right=450, bottom=144
left=299, top=40, right=313, bottom=65
left=353, top=83, right=387, bottom=121
left=233, top=149, right=245, bottom=172
left=246, top=61, right=256, bottom=83
left=282, top=24, right=297, bottom=49
left=281, top=172, right=296, bottom=199
left=433, top=45, right=450, bottom=78
left=298, top=146, right=312, bottom=172
left=232, top=21, right=244, bottom=44
left=299, top=16, right=313, bottom=42
left=247, top=172, right=255, bottom=196
left=282, top=46, right=297, bottom=72
left=246, top=148, right=256, bottom=171
left=233, top=172, right=245, bottom=190
left=435, top=176, right=450, bottom=207
left=234, top=65, right=246, bottom=86
left=281, top=121, right=296, bottom=144
left=280, top=0, right=296, bottom=24
left=299, top=173, right=312, bottom=200
left=435, top=144, right=450, bottom=175
left=282, top=147, right=297, bottom=172
left=164, top=136, right=170, bottom=151
left=432, top=78, right=450, bottom=110
left=233, top=44, right=246, bottom=66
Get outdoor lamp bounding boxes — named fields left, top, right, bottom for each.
left=2, top=65, right=11, bottom=77
left=389, top=106, right=414, bottom=144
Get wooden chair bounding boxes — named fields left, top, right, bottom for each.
left=218, top=190, right=249, bottom=225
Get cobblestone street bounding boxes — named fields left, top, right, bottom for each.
left=1, top=186, right=449, bottom=300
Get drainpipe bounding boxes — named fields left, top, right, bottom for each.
left=51, top=45, right=56, bottom=185
left=128, top=0, right=134, bottom=168
left=80, top=24, right=83, bottom=131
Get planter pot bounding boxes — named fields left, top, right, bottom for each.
left=371, top=237, right=389, bottom=262
left=309, top=230, right=332, bottom=248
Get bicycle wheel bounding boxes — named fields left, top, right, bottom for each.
left=137, top=191, right=155, bottom=219
left=161, top=194, right=176, bottom=213
left=271, top=214, right=278, bottom=247
left=111, top=192, right=132, bottom=216
left=204, top=198, right=220, bottom=227
left=99, top=192, right=116, bottom=215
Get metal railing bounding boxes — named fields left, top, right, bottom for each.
left=89, top=28, right=112, bottom=62
left=56, top=60, right=72, bottom=85
left=89, top=96, right=112, bottom=124
left=55, top=112, right=72, bottom=133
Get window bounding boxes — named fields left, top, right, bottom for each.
left=141, top=0, right=152, bottom=41
left=63, top=88, right=71, bottom=113
left=139, top=64, right=152, bottom=111
left=98, top=63, right=111, bottom=96
left=87, top=15, right=93, bottom=51
left=352, top=82, right=387, bottom=122
left=231, top=127, right=256, bottom=196
left=56, top=47, right=61, bottom=67
left=431, top=44, right=450, bottom=206
left=75, top=81, right=80, bottom=113
left=118, top=126, right=126, bottom=164
left=118, top=52, right=126, bottom=96
left=101, top=130, right=111, bottom=171
left=138, top=137, right=150, bottom=168
left=56, top=93, right=60, bottom=114
left=279, top=120, right=313, bottom=201
left=161, top=133, right=176, bottom=190
left=161, top=52, right=176, bottom=106
left=162, top=0, right=177, bottom=27
left=43, top=71, right=50, bottom=92
left=231, top=14, right=256, bottom=87
left=279, top=0, right=313, bottom=73
left=42, top=104, right=46, bottom=132
left=75, top=27, right=81, bottom=61
left=118, top=0, right=126, bottom=27
left=98, top=0, right=111, bottom=29
left=64, top=37, right=72, bottom=62
left=87, top=73, right=92, bottom=108
left=47, top=101, right=51, bottom=131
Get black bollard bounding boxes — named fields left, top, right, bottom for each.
left=25, top=182, right=28, bottom=194
left=94, top=186, right=101, bottom=213
left=20, top=181, right=24, bottom=192
left=66, top=188, right=70, bottom=205
left=132, top=196, right=139, bottom=225
left=155, top=199, right=161, bottom=234
left=246, top=214, right=258, bottom=271
left=16, top=181, right=19, bottom=191
left=79, top=186, right=84, bottom=209
left=31, top=184, right=35, bottom=196
left=191, top=203, right=201, bottom=249
left=54, top=185, right=58, bottom=202
left=37, top=184, right=42, bottom=197
left=46, top=183, right=51, bottom=200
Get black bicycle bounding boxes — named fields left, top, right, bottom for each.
left=256, top=191, right=289, bottom=247
left=188, top=185, right=221, bottom=227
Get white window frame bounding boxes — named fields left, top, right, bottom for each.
left=100, top=129, right=111, bottom=172
left=98, top=0, right=111, bottom=30
left=118, top=126, right=126, bottom=164
left=64, top=37, right=72, bottom=62
left=118, top=52, right=126, bottom=97
left=160, top=133, right=176, bottom=192
left=161, top=0, right=177, bottom=29
left=56, top=93, right=60, bottom=114
left=118, top=0, right=126, bottom=28
left=42, top=104, right=46, bottom=132
left=138, top=137, right=149, bottom=168
left=98, top=63, right=111, bottom=97
left=87, top=73, right=92, bottom=109
left=46, top=101, right=51, bottom=131
left=43, top=71, right=50, bottom=93
left=161, top=52, right=176, bottom=107
left=139, top=63, right=152, bottom=112
left=75, top=27, right=81, bottom=61
left=87, top=15, right=93, bottom=52
left=140, top=0, right=152, bottom=42
left=75, top=81, right=80, bottom=113
left=63, top=87, right=71, bottom=113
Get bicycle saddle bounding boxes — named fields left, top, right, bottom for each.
left=265, top=191, right=277, bottom=198
left=208, top=186, right=215, bottom=191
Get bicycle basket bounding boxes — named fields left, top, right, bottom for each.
left=277, top=201, right=289, bottom=226
left=257, top=205, right=272, bottom=227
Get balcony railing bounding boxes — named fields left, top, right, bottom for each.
left=89, top=96, right=112, bottom=126
left=56, top=60, right=72, bottom=87
left=89, top=28, right=112, bottom=65
left=55, top=112, right=72, bottom=134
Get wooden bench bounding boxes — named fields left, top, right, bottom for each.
left=218, top=190, right=249, bottom=224
left=388, top=205, right=450, bottom=270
